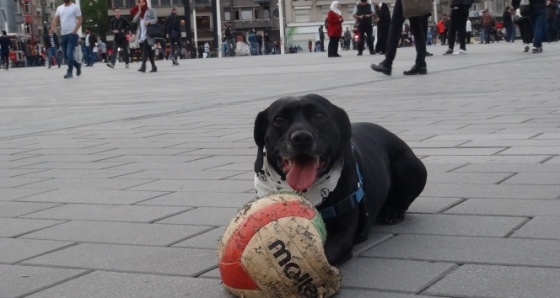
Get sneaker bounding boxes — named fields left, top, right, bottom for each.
left=523, top=44, right=530, bottom=52
left=106, top=62, right=114, bottom=68
left=532, top=47, right=543, bottom=53
left=443, top=48, right=453, bottom=55
left=454, top=49, right=467, bottom=55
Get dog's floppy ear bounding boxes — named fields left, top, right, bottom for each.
left=333, top=105, right=352, bottom=146
left=254, top=109, right=268, bottom=173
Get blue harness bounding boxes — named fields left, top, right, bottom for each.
left=318, top=162, right=365, bottom=220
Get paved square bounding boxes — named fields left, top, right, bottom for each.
left=1, top=42, right=560, bottom=297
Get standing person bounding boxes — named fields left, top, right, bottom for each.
left=165, top=6, right=181, bottom=65
left=344, top=27, right=352, bottom=49
left=465, top=18, right=472, bottom=44
left=107, top=7, right=131, bottom=68
left=204, top=41, right=210, bottom=58
left=0, top=31, right=10, bottom=70
left=353, top=0, right=375, bottom=55
left=318, top=25, right=326, bottom=52
left=257, top=33, right=263, bottom=54
left=248, top=29, right=258, bottom=55
left=546, top=0, right=558, bottom=42
left=83, top=28, right=96, bottom=66
left=370, top=0, right=429, bottom=75
left=264, top=32, right=271, bottom=54
left=503, top=6, right=514, bottom=42
left=443, top=0, right=472, bottom=55
left=131, top=0, right=158, bottom=73
left=308, top=39, right=313, bottom=52
left=44, top=28, right=61, bottom=68
left=437, top=16, right=446, bottom=44
left=326, top=1, right=344, bottom=57
left=98, top=39, right=107, bottom=62
left=50, top=0, right=82, bottom=79
left=374, top=2, right=391, bottom=54
left=480, top=10, right=493, bottom=44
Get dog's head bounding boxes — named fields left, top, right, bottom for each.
left=254, top=94, right=352, bottom=191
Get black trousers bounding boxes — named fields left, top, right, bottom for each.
left=375, top=21, right=390, bottom=53
left=328, top=36, right=340, bottom=56
left=517, top=18, right=533, bottom=44
left=358, top=25, right=374, bottom=54
left=447, top=6, right=469, bottom=51
left=111, top=38, right=129, bottom=64
left=140, top=41, right=155, bottom=68
left=384, top=0, right=426, bottom=66
left=169, top=36, right=182, bottom=60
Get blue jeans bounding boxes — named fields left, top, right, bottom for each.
left=60, top=33, right=80, bottom=74
left=222, top=42, right=230, bottom=57
left=84, top=46, right=92, bottom=65
left=530, top=8, right=546, bottom=47
left=47, top=47, right=60, bottom=67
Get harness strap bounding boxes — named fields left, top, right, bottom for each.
left=319, top=162, right=364, bottom=220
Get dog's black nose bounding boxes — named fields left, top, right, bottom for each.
left=290, top=131, right=314, bottom=148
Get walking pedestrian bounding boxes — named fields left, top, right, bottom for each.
left=165, top=6, right=181, bottom=65
left=50, top=0, right=82, bottom=79
left=107, top=7, right=131, bottom=68
left=83, top=28, right=97, bottom=66
left=374, top=2, right=391, bottom=54
left=44, top=29, right=61, bottom=68
left=370, top=0, right=429, bottom=75
left=0, top=31, right=10, bottom=70
left=353, top=0, right=375, bottom=55
left=131, top=0, right=158, bottom=72
left=443, top=0, right=472, bottom=55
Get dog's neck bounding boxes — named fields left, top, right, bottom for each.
left=254, top=156, right=344, bottom=206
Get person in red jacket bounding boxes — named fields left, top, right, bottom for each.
left=326, top=1, right=344, bottom=57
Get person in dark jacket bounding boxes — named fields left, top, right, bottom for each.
left=107, top=8, right=131, bottom=68
left=318, top=25, right=326, bottom=52
left=0, top=30, right=11, bottom=70
left=503, top=6, right=514, bottom=42
left=165, top=6, right=182, bottom=65
left=443, top=0, right=473, bottom=55
left=44, top=28, right=61, bottom=68
left=353, top=0, right=375, bottom=55
left=374, top=2, right=390, bottom=54
left=545, top=0, right=558, bottom=42
left=513, top=0, right=547, bottom=52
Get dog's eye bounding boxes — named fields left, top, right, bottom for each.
left=314, top=112, right=327, bottom=121
left=273, top=116, right=287, bottom=126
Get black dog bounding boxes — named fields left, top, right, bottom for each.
left=253, top=94, right=427, bottom=266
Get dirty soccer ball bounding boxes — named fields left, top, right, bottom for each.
left=218, top=192, right=341, bottom=298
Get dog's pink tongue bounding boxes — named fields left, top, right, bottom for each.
left=286, top=161, right=317, bottom=191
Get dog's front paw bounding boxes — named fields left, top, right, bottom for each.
left=378, top=207, right=405, bottom=225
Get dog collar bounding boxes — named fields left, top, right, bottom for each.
left=254, top=155, right=343, bottom=206
left=317, top=162, right=365, bottom=221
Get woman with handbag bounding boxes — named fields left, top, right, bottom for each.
left=131, top=0, right=158, bottom=72
left=326, top=1, right=344, bottom=57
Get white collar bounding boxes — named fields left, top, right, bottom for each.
left=254, top=155, right=343, bottom=206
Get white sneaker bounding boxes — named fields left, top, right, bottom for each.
left=523, top=44, right=530, bottom=52
left=454, top=49, right=467, bottom=55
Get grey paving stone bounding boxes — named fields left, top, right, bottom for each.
left=0, top=188, right=53, bottom=202
left=26, top=271, right=230, bottom=298
left=17, top=189, right=169, bottom=205
left=128, top=179, right=252, bottom=193
left=15, top=169, right=142, bottom=179
left=421, top=155, right=548, bottom=164
left=23, top=243, right=217, bottom=277
left=407, top=197, right=464, bottom=214
left=117, top=169, right=246, bottom=180
left=503, top=172, right=560, bottom=185
left=422, top=183, right=560, bottom=199
left=91, top=148, right=193, bottom=156
left=19, top=161, right=130, bottom=170
left=0, top=177, right=49, bottom=188
left=0, top=202, right=60, bottom=217
left=337, top=289, right=434, bottom=298
left=0, top=218, right=64, bottom=237
left=0, top=264, right=86, bottom=298
left=500, top=147, right=560, bottom=155
left=426, top=172, right=512, bottom=184
left=0, top=238, right=74, bottom=263
left=411, top=148, right=506, bottom=156
left=452, top=163, right=560, bottom=173
left=158, top=207, right=240, bottom=226
left=510, top=217, right=560, bottom=240
left=427, top=133, right=538, bottom=141
left=19, top=177, right=154, bottom=190
left=363, top=234, right=560, bottom=267
left=338, top=258, right=456, bottom=293
left=22, top=221, right=212, bottom=246
left=0, top=168, right=47, bottom=178
left=424, top=264, right=560, bottom=298
left=22, top=204, right=190, bottom=222
left=138, top=191, right=254, bottom=208
left=370, top=214, right=526, bottom=237
left=173, top=226, right=225, bottom=249
left=446, top=199, right=560, bottom=216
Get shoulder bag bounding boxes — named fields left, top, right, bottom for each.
left=147, top=23, right=165, bottom=38
left=401, top=0, right=433, bottom=18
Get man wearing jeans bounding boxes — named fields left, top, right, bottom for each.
left=50, top=0, right=82, bottom=79
left=44, top=29, right=61, bottom=68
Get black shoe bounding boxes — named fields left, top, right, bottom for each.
left=58, top=64, right=61, bottom=68
left=138, top=66, right=146, bottom=73
left=370, top=62, right=392, bottom=76
left=64, top=73, right=73, bottom=79
left=443, top=48, right=453, bottom=55
left=357, top=52, right=363, bottom=56
left=150, top=67, right=157, bottom=73
left=403, top=64, right=427, bottom=75
left=370, top=51, right=375, bottom=55
left=48, top=65, right=51, bottom=69
left=425, top=52, right=433, bottom=57
left=76, top=64, right=81, bottom=77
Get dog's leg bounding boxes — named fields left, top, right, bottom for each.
left=378, top=154, right=427, bottom=225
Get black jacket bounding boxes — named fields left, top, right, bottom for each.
left=376, top=3, right=391, bottom=23
left=110, top=16, right=131, bottom=40
left=44, top=33, right=59, bottom=49
left=164, top=13, right=181, bottom=34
